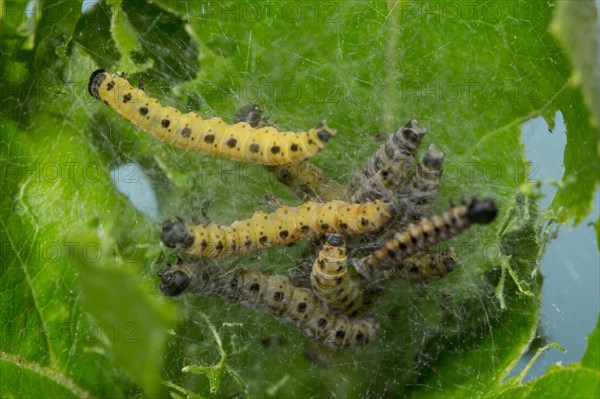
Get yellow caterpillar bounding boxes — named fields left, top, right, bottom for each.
left=355, top=198, right=497, bottom=280
left=310, top=235, right=364, bottom=317
left=162, top=199, right=395, bottom=257
left=88, top=70, right=335, bottom=165
left=158, top=259, right=378, bottom=349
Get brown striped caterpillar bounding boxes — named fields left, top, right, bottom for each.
left=234, top=102, right=345, bottom=201
left=88, top=70, right=335, bottom=165
left=377, top=144, right=445, bottom=245
left=310, top=235, right=364, bottom=316
left=161, top=199, right=395, bottom=258
left=400, top=144, right=444, bottom=223
left=355, top=198, right=497, bottom=280
left=157, top=258, right=378, bottom=349
left=347, top=119, right=427, bottom=203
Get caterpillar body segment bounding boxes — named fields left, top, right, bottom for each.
left=161, top=199, right=395, bottom=258
left=310, top=235, right=364, bottom=316
left=348, top=119, right=427, bottom=203
left=158, top=260, right=378, bottom=349
left=355, top=198, right=497, bottom=280
left=88, top=70, right=335, bottom=165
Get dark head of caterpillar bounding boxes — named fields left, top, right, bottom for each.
left=325, top=234, right=345, bottom=247
left=314, top=120, right=333, bottom=143
left=161, top=217, right=195, bottom=250
left=234, top=103, right=267, bottom=128
left=421, top=145, right=445, bottom=169
left=467, top=198, right=497, bottom=224
left=88, top=69, right=108, bottom=100
left=157, top=260, right=191, bottom=297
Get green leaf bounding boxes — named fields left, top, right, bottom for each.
left=485, top=317, right=600, bottom=399
left=549, top=0, right=600, bottom=225
left=1, top=20, right=177, bottom=395
left=0, top=352, right=92, bottom=398
left=1, top=0, right=596, bottom=397
left=72, top=224, right=178, bottom=397
left=551, top=1, right=600, bottom=128
left=581, top=317, right=599, bottom=369
left=107, top=0, right=152, bottom=73
left=596, top=216, right=600, bottom=252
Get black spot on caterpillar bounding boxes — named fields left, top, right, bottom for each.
left=161, top=199, right=395, bottom=258
left=157, top=259, right=378, bottom=349
left=233, top=102, right=345, bottom=202
left=348, top=119, right=427, bottom=203
left=88, top=70, right=336, bottom=165
left=310, top=235, right=364, bottom=316
left=355, top=197, right=497, bottom=280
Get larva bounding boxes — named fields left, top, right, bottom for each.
left=355, top=198, right=497, bottom=280
left=378, top=144, right=445, bottom=245
left=347, top=119, right=427, bottom=203
left=88, top=70, right=336, bottom=165
left=158, top=259, right=378, bottom=349
left=161, top=199, right=395, bottom=258
left=266, top=162, right=347, bottom=202
left=398, top=248, right=459, bottom=283
left=400, top=144, right=445, bottom=223
left=234, top=103, right=345, bottom=201
left=310, top=235, right=364, bottom=316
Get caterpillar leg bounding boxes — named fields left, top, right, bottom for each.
left=310, top=235, right=365, bottom=317
left=234, top=103, right=345, bottom=202
left=347, top=119, right=427, bottom=203
left=158, top=259, right=379, bottom=350
left=161, top=199, right=394, bottom=258
left=354, top=197, right=497, bottom=280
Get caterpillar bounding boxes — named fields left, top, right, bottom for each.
left=398, top=248, right=459, bottom=283
left=233, top=102, right=345, bottom=202
left=266, top=162, right=347, bottom=202
left=161, top=199, right=395, bottom=258
left=157, top=258, right=379, bottom=349
left=377, top=144, right=445, bottom=245
left=310, top=235, right=364, bottom=316
left=400, top=144, right=444, bottom=223
left=347, top=119, right=427, bottom=203
left=88, top=70, right=336, bottom=165
left=355, top=197, right=497, bottom=280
